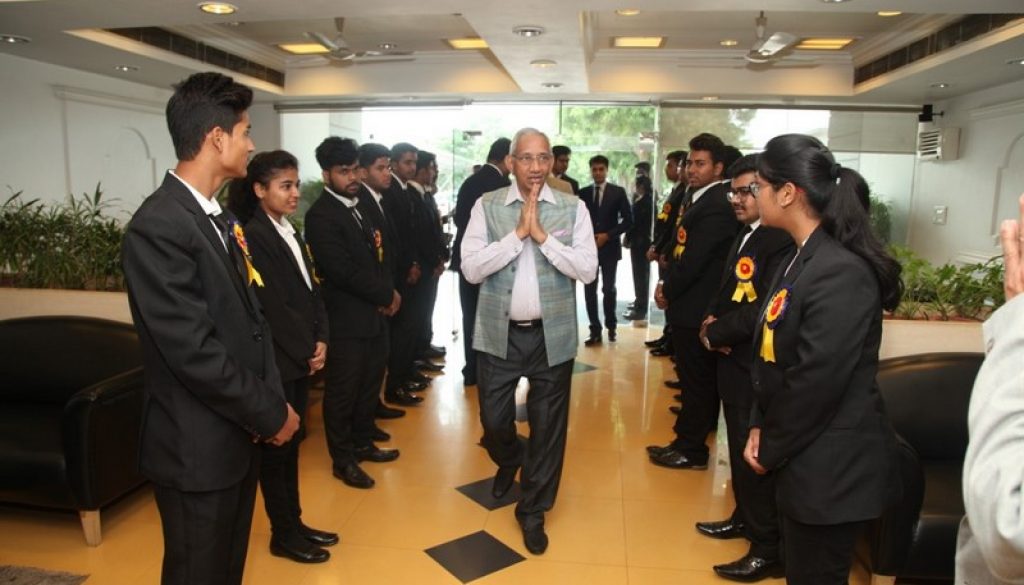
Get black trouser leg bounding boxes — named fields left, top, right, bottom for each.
left=459, top=274, right=480, bottom=382
left=259, top=377, right=309, bottom=539
left=600, top=257, right=619, bottom=332
left=723, top=402, right=779, bottom=559
left=670, top=326, right=718, bottom=460
left=385, top=285, right=419, bottom=390
left=323, top=338, right=358, bottom=467
left=584, top=276, right=601, bottom=335
left=418, top=271, right=440, bottom=354
left=630, top=242, right=650, bottom=315
left=354, top=330, right=388, bottom=449
left=782, top=517, right=864, bottom=585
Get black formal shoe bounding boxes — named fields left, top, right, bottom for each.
left=333, top=462, right=375, bottom=488
left=421, top=345, right=446, bottom=359
left=492, top=465, right=518, bottom=499
left=385, top=387, right=423, bottom=406
left=672, top=393, right=683, bottom=402
left=355, top=445, right=400, bottom=463
left=270, top=537, right=330, bottom=563
left=645, top=443, right=677, bottom=457
left=622, top=311, right=640, bottom=320
left=430, top=343, right=447, bottom=354
left=299, top=523, right=339, bottom=547
left=649, top=448, right=708, bottom=470
left=664, top=379, right=684, bottom=390
left=650, top=347, right=672, bottom=357
left=403, top=379, right=429, bottom=392
left=695, top=519, right=746, bottom=540
left=410, top=371, right=432, bottom=384
left=669, top=405, right=682, bottom=415
left=414, top=359, right=444, bottom=372
left=713, top=554, right=784, bottom=582
left=522, top=526, right=549, bottom=555
left=644, top=336, right=666, bottom=348
left=584, top=334, right=602, bottom=346
left=375, top=403, right=406, bottom=419
left=608, top=330, right=617, bottom=342
left=371, top=426, right=391, bottom=442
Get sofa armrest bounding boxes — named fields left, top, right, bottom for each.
left=865, top=433, right=926, bottom=576
left=62, top=367, right=147, bottom=509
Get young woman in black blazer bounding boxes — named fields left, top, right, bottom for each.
left=227, top=151, right=337, bottom=563
left=743, top=134, right=903, bottom=584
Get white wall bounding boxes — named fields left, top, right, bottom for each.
left=908, top=78, right=1024, bottom=265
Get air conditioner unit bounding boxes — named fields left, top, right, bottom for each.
left=917, top=124, right=960, bottom=161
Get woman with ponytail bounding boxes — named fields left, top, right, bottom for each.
left=742, top=134, right=903, bottom=584
left=227, top=151, right=337, bottom=563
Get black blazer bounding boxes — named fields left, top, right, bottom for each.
left=579, top=182, right=633, bottom=262
left=244, top=210, right=328, bottom=383
left=382, top=178, right=422, bottom=287
left=662, top=182, right=740, bottom=328
left=122, top=173, right=287, bottom=491
left=356, top=186, right=397, bottom=281
left=625, top=192, right=654, bottom=248
left=653, top=183, right=687, bottom=257
left=750, top=227, right=901, bottom=525
left=559, top=173, right=580, bottom=195
left=451, top=164, right=510, bottom=272
left=704, top=225, right=793, bottom=406
left=304, top=189, right=393, bottom=339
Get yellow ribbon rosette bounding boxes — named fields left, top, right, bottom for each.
left=672, top=226, right=687, bottom=259
left=373, top=229, right=384, bottom=263
left=304, top=243, right=322, bottom=285
left=760, top=286, right=791, bottom=363
left=230, top=222, right=264, bottom=287
left=656, top=201, right=671, bottom=222
left=731, top=256, right=758, bottom=303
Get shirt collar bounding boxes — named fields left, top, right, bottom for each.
left=170, top=170, right=222, bottom=217
left=266, top=210, right=296, bottom=236
left=325, top=185, right=358, bottom=208
left=504, top=181, right=556, bottom=206
left=747, top=219, right=762, bottom=232
left=390, top=172, right=407, bottom=190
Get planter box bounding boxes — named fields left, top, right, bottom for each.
left=0, top=288, right=131, bottom=324
left=880, top=319, right=984, bottom=359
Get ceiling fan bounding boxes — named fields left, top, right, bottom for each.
left=744, top=11, right=799, bottom=65
left=304, top=17, right=414, bottom=66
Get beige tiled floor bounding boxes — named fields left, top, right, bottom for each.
left=0, top=276, right=876, bottom=584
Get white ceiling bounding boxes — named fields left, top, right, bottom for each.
left=1, top=0, right=1022, bottom=107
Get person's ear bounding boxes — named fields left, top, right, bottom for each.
left=779, top=182, right=799, bottom=208
left=253, top=182, right=268, bottom=201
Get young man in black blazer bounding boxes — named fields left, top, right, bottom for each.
left=305, top=138, right=401, bottom=490
left=121, top=72, right=300, bottom=585
left=551, top=145, right=580, bottom=194
left=624, top=162, right=654, bottom=322
left=580, top=154, right=633, bottom=344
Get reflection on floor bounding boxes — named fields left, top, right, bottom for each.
left=0, top=275, right=877, bottom=584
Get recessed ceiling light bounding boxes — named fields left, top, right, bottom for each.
left=197, top=2, right=237, bottom=15
left=447, top=38, right=488, bottom=50
left=530, top=59, right=557, bottom=68
left=0, top=34, right=31, bottom=44
left=702, top=96, right=719, bottom=101
left=542, top=82, right=563, bottom=88
left=114, top=65, right=138, bottom=72
left=796, top=37, right=856, bottom=50
left=378, top=42, right=397, bottom=50
left=1006, top=58, right=1024, bottom=66
left=512, top=25, right=546, bottom=38
left=930, top=82, right=951, bottom=88
left=278, top=43, right=331, bottom=55
left=719, top=39, right=739, bottom=47
left=616, top=9, right=641, bottom=17
left=613, top=36, right=664, bottom=48
left=877, top=11, right=903, bottom=17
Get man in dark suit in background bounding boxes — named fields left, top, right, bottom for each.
left=646, top=150, right=687, bottom=356
left=410, top=150, right=448, bottom=364
left=580, top=154, right=633, bottom=345
left=122, top=72, right=300, bottom=585
left=624, top=161, right=654, bottom=322
left=551, top=145, right=580, bottom=195
left=450, top=138, right=511, bottom=386
left=305, top=138, right=401, bottom=491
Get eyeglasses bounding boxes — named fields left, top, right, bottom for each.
left=513, top=153, right=553, bottom=166
left=727, top=184, right=757, bottom=201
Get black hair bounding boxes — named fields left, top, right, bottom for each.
left=666, top=150, right=687, bottom=163
left=314, top=136, right=359, bottom=171
left=391, top=142, right=418, bottom=161
left=720, top=145, right=743, bottom=177
left=166, top=72, right=253, bottom=161
left=227, top=150, right=298, bottom=225
left=757, top=133, right=902, bottom=311
left=589, top=155, right=609, bottom=168
left=635, top=161, right=651, bottom=172
left=552, top=145, right=572, bottom=157
left=726, top=153, right=759, bottom=179
left=359, top=143, right=392, bottom=168
left=487, top=138, right=511, bottom=162
left=688, top=133, right=726, bottom=165
left=417, top=150, right=437, bottom=171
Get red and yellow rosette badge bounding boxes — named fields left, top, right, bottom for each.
left=230, top=222, right=264, bottom=287
left=304, top=243, right=322, bottom=285
left=672, top=226, right=687, bottom=259
left=759, top=286, right=791, bottom=363
left=373, top=229, right=384, bottom=263
left=731, top=256, right=757, bottom=303
left=657, top=201, right=671, bottom=222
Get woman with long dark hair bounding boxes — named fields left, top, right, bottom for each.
left=227, top=151, right=337, bottom=563
left=743, top=134, right=903, bottom=584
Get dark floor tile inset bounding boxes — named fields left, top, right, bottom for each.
left=456, top=477, right=521, bottom=510
left=425, top=530, right=525, bottom=583
left=573, top=361, right=598, bottom=374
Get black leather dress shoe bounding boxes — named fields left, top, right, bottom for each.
left=650, top=346, right=671, bottom=357
left=713, top=554, right=784, bottom=582
left=584, top=334, right=602, bottom=346
left=414, top=359, right=444, bottom=372
left=523, top=526, right=548, bottom=555
left=270, top=537, right=330, bottom=563
left=375, top=403, right=406, bottom=419
left=649, top=448, right=708, bottom=470
left=664, top=379, right=684, bottom=390
left=669, top=405, right=682, bottom=415
left=410, top=371, right=432, bottom=384
left=403, top=379, right=429, bottom=392
left=672, top=393, right=683, bottom=402
left=492, top=465, right=518, bottom=498
left=355, top=445, right=400, bottom=463
left=299, top=523, right=339, bottom=547
left=421, top=345, right=446, bottom=359
left=645, top=443, right=676, bottom=457
left=608, top=330, right=617, bottom=342
left=385, top=387, right=423, bottom=406
left=371, top=426, right=391, bottom=442
left=333, top=463, right=374, bottom=489
left=644, top=336, right=666, bottom=348
left=696, top=519, right=746, bottom=539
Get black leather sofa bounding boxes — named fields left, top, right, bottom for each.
left=0, top=315, right=146, bottom=545
left=861, top=352, right=984, bottom=584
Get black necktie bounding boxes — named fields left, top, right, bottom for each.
left=210, top=213, right=230, bottom=248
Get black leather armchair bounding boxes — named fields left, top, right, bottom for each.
left=861, top=352, right=984, bottom=584
left=0, top=315, right=146, bottom=545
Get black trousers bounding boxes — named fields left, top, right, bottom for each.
left=259, top=376, right=309, bottom=540
left=153, top=451, right=260, bottom=585
left=386, top=283, right=421, bottom=390
left=584, top=255, right=619, bottom=334
left=417, top=269, right=441, bottom=355
left=324, top=333, right=387, bottom=467
left=459, top=273, right=480, bottom=382
left=477, top=324, right=573, bottom=532
left=629, top=241, right=651, bottom=315
left=670, top=325, right=719, bottom=460
left=782, top=517, right=865, bottom=585
left=722, top=401, right=779, bottom=559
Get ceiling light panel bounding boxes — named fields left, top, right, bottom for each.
left=278, top=43, right=330, bottom=55
left=613, top=36, right=664, bottom=48
left=796, top=38, right=855, bottom=50
left=447, top=38, right=488, bottom=50
left=197, top=2, right=237, bottom=15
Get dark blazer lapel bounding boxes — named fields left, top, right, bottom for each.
left=253, top=211, right=305, bottom=283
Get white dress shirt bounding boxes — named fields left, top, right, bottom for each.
left=266, top=211, right=311, bottom=290
left=461, top=182, right=598, bottom=321
left=689, top=178, right=727, bottom=207
left=738, top=219, right=761, bottom=253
